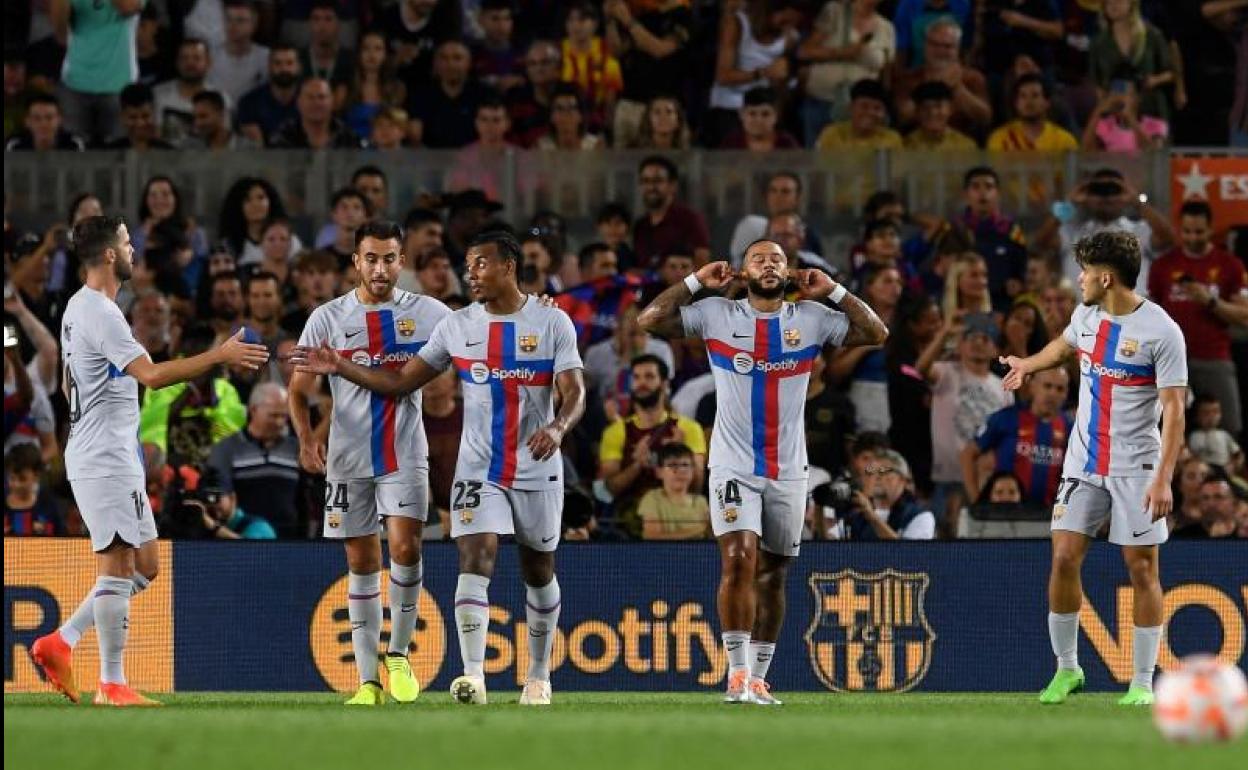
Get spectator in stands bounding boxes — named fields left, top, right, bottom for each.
left=2, top=342, right=33, bottom=447
left=441, top=189, right=502, bottom=265
left=421, top=367, right=462, bottom=539
left=596, top=202, right=635, bottom=272
left=519, top=234, right=563, bottom=294
left=412, top=248, right=460, bottom=302
left=849, top=218, right=910, bottom=290
left=886, top=295, right=942, bottom=496
left=505, top=40, right=562, bottom=148
left=903, top=80, right=977, bottom=149
left=408, top=40, right=488, bottom=148
left=281, top=249, right=340, bottom=335
left=270, top=77, right=366, bottom=148
left=244, top=271, right=288, bottom=351
left=961, top=367, right=1070, bottom=505
left=768, top=214, right=838, bottom=276
left=237, top=44, right=303, bottom=145
left=805, top=346, right=857, bottom=479
left=140, top=324, right=246, bottom=469
left=561, top=2, right=623, bottom=131
left=129, top=179, right=206, bottom=296
left=629, top=95, right=692, bottom=150
left=316, top=166, right=389, bottom=247
left=798, top=0, right=895, bottom=142
left=131, top=290, right=174, bottom=363
left=585, top=304, right=674, bottom=406
left=135, top=3, right=174, bottom=87
left=320, top=188, right=371, bottom=267
left=1149, top=201, right=1247, bottom=437
left=154, top=38, right=227, bottom=146
left=842, top=449, right=936, bottom=540
left=447, top=95, right=517, bottom=198
left=979, top=1, right=1062, bottom=96
left=892, top=0, right=972, bottom=67
left=395, top=208, right=444, bottom=292
left=1173, top=476, right=1240, bottom=538
left=218, top=178, right=295, bottom=265
left=210, top=0, right=269, bottom=103
left=941, top=252, right=992, bottom=319
left=207, top=381, right=300, bottom=537
left=633, top=156, right=710, bottom=269
left=830, top=263, right=901, bottom=433
left=997, top=299, right=1050, bottom=367
left=1090, top=0, right=1175, bottom=124
left=946, top=166, right=1028, bottom=311
left=1, top=336, right=56, bottom=464
left=1188, top=394, right=1244, bottom=475
left=598, top=353, right=707, bottom=536
left=3, top=444, right=65, bottom=536
left=4, top=94, right=86, bottom=151
left=207, top=272, right=245, bottom=338
left=104, top=83, right=173, bottom=150
left=50, top=0, right=142, bottom=145
left=3, top=52, right=31, bottom=141
left=1035, top=167, right=1174, bottom=292
left=473, top=0, right=525, bottom=94
left=637, top=443, right=710, bottom=540
left=814, top=78, right=902, bottom=151
left=536, top=83, right=602, bottom=150
left=604, top=0, right=694, bottom=148
left=1081, top=77, right=1168, bottom=152
left=919, top=311, right=1012, bottom=532
left=895, top=18, right=991, bottom=135
left=300, top=0, right=353, bottom=86
left=191, top=90, right=257, bottom=150
left=336, top=30, right=406, bottom=140
left=987, top=73, right=1079, bottom=152
left=381, top=0, right=463, bottom=87
left=370, top=105, right=410, bottom=149
left=729, top=171, right=821, bottom=266
left=978, top=470, right=1025, bottom=505
left=706, top=0, right=794, bottom=147
left=189, top=467, right=277, bottom=540
left=720, top=86, right=800, bottom=150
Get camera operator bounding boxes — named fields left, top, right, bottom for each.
left=159, top=468, right=276, bottom=540
left=823, top=449, right=936, bottom=540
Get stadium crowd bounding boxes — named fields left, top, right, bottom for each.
left=4, top=0, right=1247, bottom=542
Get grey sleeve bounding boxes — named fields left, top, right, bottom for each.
left=416, top=316, right=453, bottom=371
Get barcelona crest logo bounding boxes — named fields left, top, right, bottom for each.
left=1118, top=338, right=1139, bottom=358
left=783, top=328, right=801, bottom=347
left=396, top=319, right=416, bottom=338
left=805, top=569, right=935, bottom=692
left=519, top=334, right=539, bottom=353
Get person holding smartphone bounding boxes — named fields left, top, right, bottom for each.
left=1081, top=75, right=1168, bottom=153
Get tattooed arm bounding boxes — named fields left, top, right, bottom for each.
left=794, top=270, right=889, bottom=348
left=637, top=261, right=736, bottom=339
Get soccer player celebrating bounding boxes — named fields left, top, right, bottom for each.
left=31, top=216, right=268, bottom=706
left=289, top=221, right=451, bottom=706
left=637, top=241, right=888, bottom=705
left=999, top=231, right=1186, bottom=706
left=293, top=230, right=585, bottom=706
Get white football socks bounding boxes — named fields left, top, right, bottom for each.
left=347, top=571, right=382, bottom=684
left=749, top=641, right=775, bottom=681
left=455, top=574, right=491, bottom=678
left=387, top=561, right=423, bottom=656
left=723, top=631, right=751, bottom=673
left=1132, top=625, right=1163, bottom=691
left=1048, top=611, right=1079, bottom=671
left=60, top=573, right=150, bottom=648
left=525, top=576, right=561, bottom=682
left=93, top=576, right=132, bottom=685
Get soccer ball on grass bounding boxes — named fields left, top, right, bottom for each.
left=1152, top=655, right=1248, bottom=743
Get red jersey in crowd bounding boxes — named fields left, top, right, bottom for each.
left=1148, top=245, right=1246, bottom=360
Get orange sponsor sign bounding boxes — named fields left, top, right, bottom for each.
left=1170, top=156, right=1248, bottom=241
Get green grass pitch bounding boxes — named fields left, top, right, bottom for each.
left=5, top=692, right=1245, bottom=770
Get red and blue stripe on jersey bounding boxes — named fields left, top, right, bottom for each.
left=344, top=309, right=427, bottom=477
left=1083, top=319, right=1155, bottom=475
left=450, top=321, right=554, bottom=487
left=705, top=317, right=820, bottom=479
left=976, top=405, right=1069, bottom=505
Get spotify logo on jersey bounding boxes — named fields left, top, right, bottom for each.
left=351, top=350, right=371, bottom=366
left=469, top=362, right=491, bottom=384
left=732, top=353, right=754, bottom=375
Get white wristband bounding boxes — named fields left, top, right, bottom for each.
left=829, top=283, right=848, bottom=304
left=684, top=274, right=703, bottom=295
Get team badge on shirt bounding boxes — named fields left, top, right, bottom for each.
left=1118, top=338, right=1139, bottom=358
left=783, top=328, right=801, bottom=347
left=327, top=513, right=342, bottom=529
left=519, top=334, right=539, bottom=353
left=396, top=318, right=416, bottom=338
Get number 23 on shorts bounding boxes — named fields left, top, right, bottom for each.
left=453, top=481, right=483, bottom=523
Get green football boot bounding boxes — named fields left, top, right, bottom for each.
left=1038, top=667, right=1085, bottom=704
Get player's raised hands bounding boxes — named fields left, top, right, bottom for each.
left=290, top=342, right=341, bottom=375
left=695, top=261, right=736, bottom=291
left=794, top=269, right=837, bottom=299
left=998, top=355, right=1030, bottom=391
left=218, top=328, right=271, bottom=370
left=527, top=423, right=564, bottom=462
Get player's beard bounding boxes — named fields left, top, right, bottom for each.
left=113, top=257, right=133, bottom=281
left=748, top=277, right=784, bottom=300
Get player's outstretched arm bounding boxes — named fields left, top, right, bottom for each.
left=1145, top=387, right=1186, bottom=521
left=637, top=261, right=735, bottom=339
left=999, top=336, right=1075, bottom=391
left=126, top=328, right=269, bottom=391
left=528, top=368, right=587, bottom=462
left=290, top=342, right=440, bottom=396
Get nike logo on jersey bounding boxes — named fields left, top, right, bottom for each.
left=791, top=542, right=801, bottom=549
left=1080, top=332, right=1095, bottom=338
left=541, top=535, right=557, bottom=543
left=465, top=340, right=483, bottom=347
left=397, top=501, right=419, bottom=508
left=344, top=329, right=365, bottom=339
left=731, top=332, right=751, bottom=339
left=1132, top=529, right=1152, bottom=538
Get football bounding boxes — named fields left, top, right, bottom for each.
left=1152, top=655, right=1248, bottom=743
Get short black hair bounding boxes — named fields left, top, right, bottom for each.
left=863, top=217, right=899, bottom=241
left=639, top=155, right=678, bottom=183
left=247, top=270, right=282, bottom=290
left=211, top=271, right=243, bottom=291
left=192, top=90, right=226, bottom=112
left=1193, top=392, right=1221, bottom=408
left=310, top=0, right=339, bottom=15
left=655, top=442, right=693, bottom=465
left=481, top=0, right=514, bottom=12
left=577, top=241, right=613, bottom=271
left=24, top=92, right=59, bottom=111
left=120, top=83, right=154, bottom=109
left=630, top=353, right=670, bottom=381
left=180, top=37, right=209, bottom=54
left=1073, top=231, right=1142, bottom=288
left=1012, top=73, right=1050, bottom=101
left=5, top=443, right=44, bottom=476
left=742, top=86, right=776, bottom=108
left=658, top=251, right=693, bottom=268
left=767, top=170, right=802, bottom=194
left=476, top=93, right=508, bottom=114
left=850, top=78, right=888, bottom=105
left=72, top=215, right=127, bottom=267
left=912, top=80, right=953, bottom=104
left=468, top=229, right=522, bottom=265
left=270, top=42, right=299, bottom=57
left=354, top=219, right=403, bottom=248
left=1179, top=200, right=1213, bottom=223
left=330, top=187, right=372, bottom=216
left=403, top=207, right=441, bottom=229
left=351, top=165, right=387, bottom=185
left=596, top=201, right=631, bottom=224
left=963, top=165, right=999, bottom=189
left=863, top=189, right=901, bottom=220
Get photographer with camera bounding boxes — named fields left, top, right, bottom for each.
left=817, top=448, right=936, bottom=540
left=160, top=467, right=276, bottom=540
